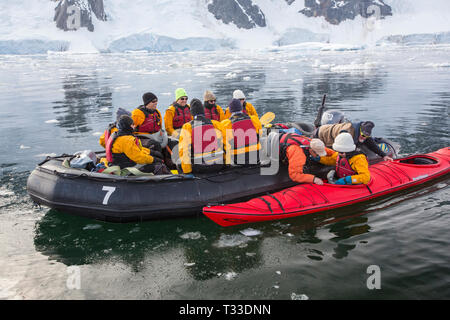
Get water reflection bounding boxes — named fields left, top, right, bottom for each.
left=34, top=202, right=377, bottom=280
left=301, top=71, right=387, bottom=117
left=209, top=68, right=266, bottom=109
left=52, top=74, right=113, bottom=135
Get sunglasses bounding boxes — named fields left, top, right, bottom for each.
left=151, top=99, right=158, bottom=103
left=239, top=99, right=245, bottom=101
left=208, top=100, right=216, bottom=103
left=360, top=128, right=371, bottom=138
left=179, top=97, right=188, bottom=101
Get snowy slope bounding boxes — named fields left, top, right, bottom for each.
left=0, top=0, right=449, bottom=54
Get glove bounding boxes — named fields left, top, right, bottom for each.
left=334, top=176, right=352, bottom=185
left=152, top=157, right=163, bottom=164
left=310, top=156, right=320, bottom=162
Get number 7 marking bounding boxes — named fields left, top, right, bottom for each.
left=102, top=186, right=116, bottom=205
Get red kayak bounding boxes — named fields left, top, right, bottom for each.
left=204, top=147, right=450, bottom=227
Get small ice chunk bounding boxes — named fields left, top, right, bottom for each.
left=83, top=224, right=102, bottom=230
left=224, top=272, right=237, bottom=280
left=184, top=262, right=195, bottom=267
left=291, top=293, right=309, bottom=300
left=276, top=271, right=281, bottom=275
left=240, top=228, right=262, bottom=237
left=214, top=234, right=251, bottom=248
left=45, top=119, right=59, bottom=124
left=180, top=232, right=202, bottom=240
left=224, top=72, right=237, bottom=79
left=20, top=145, right=31, bottom=149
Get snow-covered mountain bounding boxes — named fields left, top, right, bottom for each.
left=0, top=0, right=449, bottom=54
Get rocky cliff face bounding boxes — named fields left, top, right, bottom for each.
left=54, top=0, right=106, bottom=32
left=299, top=0, right=392, bottom=25
left=207, top=0, right=266, bottom=29
left=52, top=0, right=392, bottom=33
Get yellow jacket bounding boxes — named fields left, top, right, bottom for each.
left=164, top=104, right=192, bottom=137
left=99, top=126, right=118, bottom=148
left=131, top=107, right=162, bottom=134
left=221, top=114, right=262, bottom=156
left=111, top=135, right=154, bottom=165
left=319, top=152, right=371, bottom=185
left=179, top=119, right=230, bottom=174
left=224, top=102, right=258, bottom=120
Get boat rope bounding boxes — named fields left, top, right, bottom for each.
left=370, top=166, right=394, bottom=186
left=265, top=193, right=286, bottom=213
left=256, top=197, right=273, bottom=214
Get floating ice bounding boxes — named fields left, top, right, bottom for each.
left=83, top=224, right=102, bottom=230
left=240, top=228, right=262, bottom=237
left=45, top=119, right=59, bottom=124
left=224, top=272, right=237, bottom=281
left=425, top=62, right=450, bottom=68
left=180, top=232, right=203, bottom=240
left=224, top=72, right=238, bottom=79
left=214, top=234, right=251, bottom=248
left=92, top=132, right=103, bottom=136
left=184, top=262, right=196, bottom=267
left=291, top=293, right=309, bottom=300
left=19, top=145, right=31, bottom=149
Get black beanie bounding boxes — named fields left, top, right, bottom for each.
left=142, top=92, right=158, bottom=106
left=117, top=115, right=134, bottom=133
left=190, top=98, right=204, bottom=116
left=228, top=98, right=242, bottom=114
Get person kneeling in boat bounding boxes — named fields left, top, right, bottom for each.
left=313, top=120, right=393, bottom=162
left=317, top=132, right=370, bottom=185
left=131, top=92, right=165, bottom=153
left=106, top=115, right=168, bottom=174
left=221, top=98, right=261, bottom=165
left=277, top=131, right=331, bottom=185
left=178, top=99, right=229, bottom=174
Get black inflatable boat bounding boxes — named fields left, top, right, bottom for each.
left=27, top=155, right=295, bottom=222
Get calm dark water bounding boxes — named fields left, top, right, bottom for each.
left=0, top=46, right=449, bottom=299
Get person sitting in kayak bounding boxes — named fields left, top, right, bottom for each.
left=221, top=98, right=261, bottom=165
left=313, top=120, right=393, bottom=162
left=203, top=90, right=226, bottom=121
left=275, top=131, right=330, bottom=185
left=106, top=115, right=167, bottom=174
left=164, top=88, right=192, bottom=138
left=224, top=90, right=259, bottom=120
left=178, top=99, right=229, bottom=174
left=317, top=132, right=371, bottom=185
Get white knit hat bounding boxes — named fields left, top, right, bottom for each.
left=310, top=139, right=327, bottom=157
left=332, top=132, right=356, bottom=153
left=233, top=89, right=245, bottom=99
